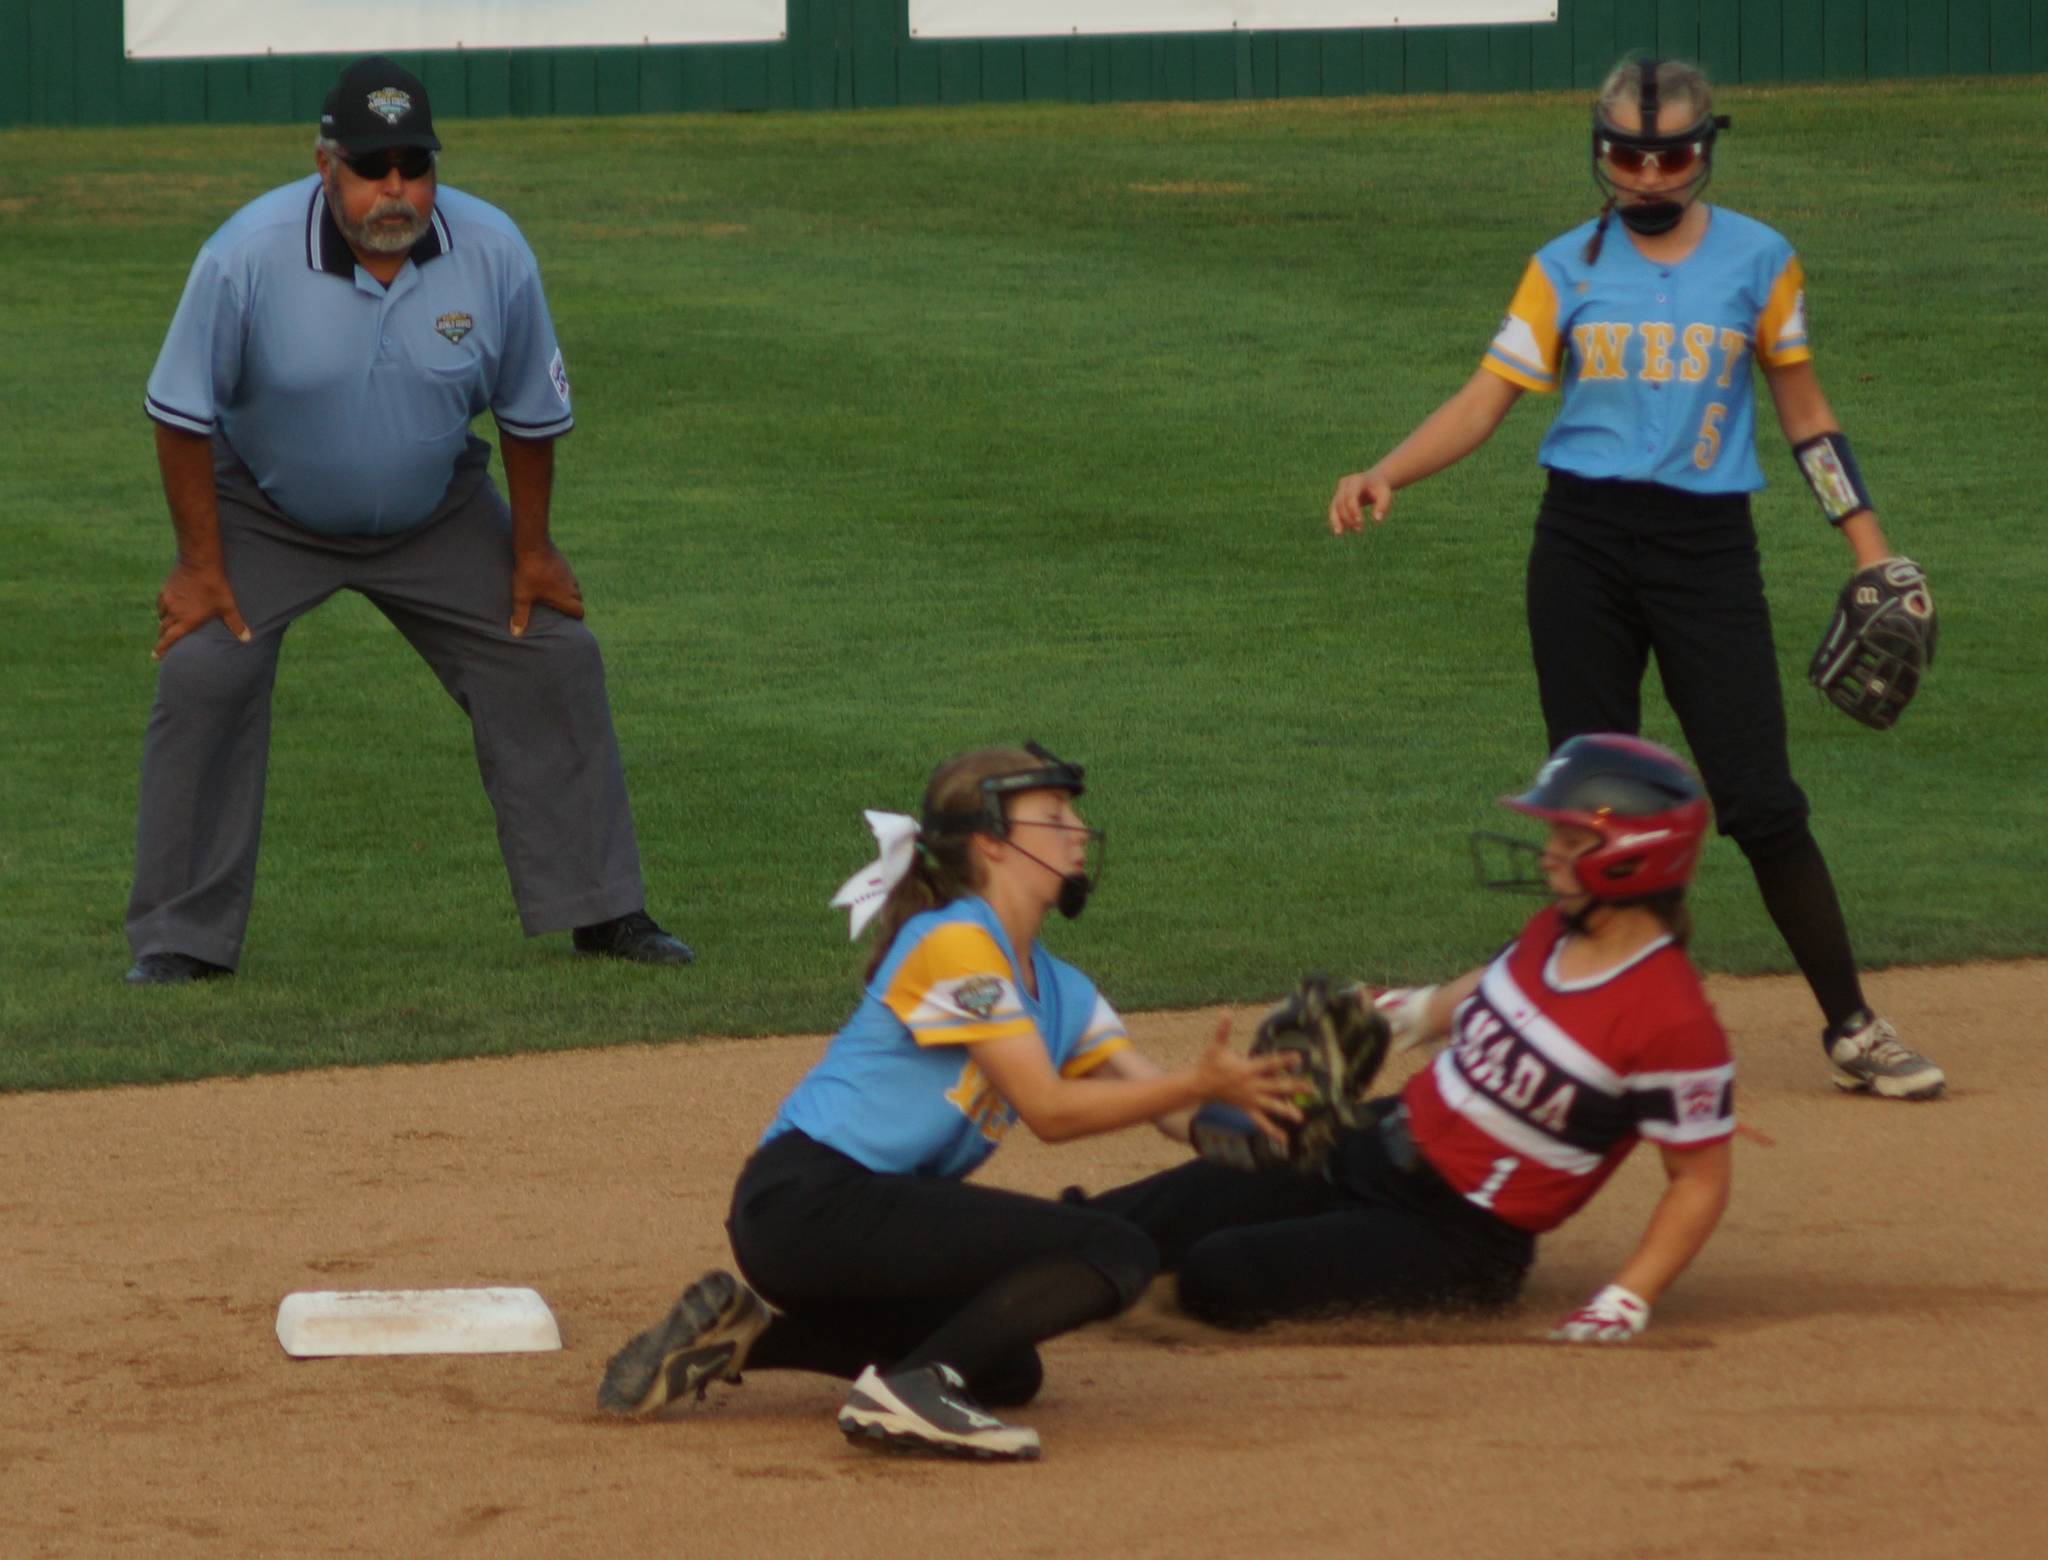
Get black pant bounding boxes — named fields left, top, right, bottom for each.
left=1526, top=472, right=1868, bottom=1028
left=1527, top=471, right=1809, bottom=853
left=1085, top=1104, right=1534, bottom=1328
left=725, top=1130, right=1157, bottom=1406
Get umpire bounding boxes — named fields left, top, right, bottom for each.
left=125, top=56, right=691, bottom=984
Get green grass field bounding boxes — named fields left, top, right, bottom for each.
left=2, top=76, right=2042, bottom=1090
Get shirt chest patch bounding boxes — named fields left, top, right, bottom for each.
left=435, top=311, right=475, bottom=345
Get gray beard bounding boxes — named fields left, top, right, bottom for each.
left=326, top=174, right=433, bottom=256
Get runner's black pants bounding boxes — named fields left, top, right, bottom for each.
left=1084, top=1102, right=1534, bottom=1328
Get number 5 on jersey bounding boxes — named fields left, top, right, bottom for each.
left=1692, top=402, right=1728, bottom=470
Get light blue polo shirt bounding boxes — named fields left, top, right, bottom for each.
left=145, top=175, right=575, bottom=536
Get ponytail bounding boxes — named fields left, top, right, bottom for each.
left=863, top=842, right=971, bottom=982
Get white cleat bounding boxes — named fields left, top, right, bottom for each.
left=1826, top=1013, right=1946, bottom=1101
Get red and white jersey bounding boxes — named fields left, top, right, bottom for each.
left=1402, top=906, right=1734, bottom=1233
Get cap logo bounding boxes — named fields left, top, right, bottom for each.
left=435, top=312, right=474, bottom=345
left=367, top=88, right=413, bottom=125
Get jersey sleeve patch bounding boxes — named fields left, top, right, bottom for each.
left=1755, top=254, right=1813, bottom=368
left=488, top=270, right=576, bottom=439
left=1060, top=993, right=1132, bottom=1078
left=883, top=921, right=1037, bottom=1047
left=1481, top=257, right=1563, bottom=393
left=1628, top=1062, right=1736, bottom=1144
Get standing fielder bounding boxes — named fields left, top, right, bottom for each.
left=1328, top=56, right=1941, bottom=1099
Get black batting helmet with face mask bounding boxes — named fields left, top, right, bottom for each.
left=1591, top=57, right=1730, bottom=236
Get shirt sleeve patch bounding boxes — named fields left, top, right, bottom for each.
left=883, top=920, right=1035, bottom=1046
left=1630, top=1063, right=1736, bottom=1144
left=1480, top=257, right=1562, bottom=393
left=548, top=348, right=570, bottom=406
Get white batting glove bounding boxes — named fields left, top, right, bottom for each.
left=1549, top=1284, right=1651, bottom=1343
left=1372, top=985, right=1438, bottom=1052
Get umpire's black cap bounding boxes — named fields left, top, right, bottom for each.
left=320, top=56, right=442, bottom=154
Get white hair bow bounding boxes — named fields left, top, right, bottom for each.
left=829, top=810, right=921, bottom=939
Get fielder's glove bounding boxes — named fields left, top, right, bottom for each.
left=1808, top=557, right=1936, bottom=731
left=1548, top=1283, right=1651, bottom=1343
left=1191, top=974, right=1392, bottom=1176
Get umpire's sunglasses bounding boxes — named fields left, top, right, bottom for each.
left=341, top=146, right=435, bottom=181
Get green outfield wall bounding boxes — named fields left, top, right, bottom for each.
left=2, top=1, right=2042, bottom=128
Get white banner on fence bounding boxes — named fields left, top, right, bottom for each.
left=124, top=2, right=789, bottom=60
left=909, top=2, right=1554, bottom=38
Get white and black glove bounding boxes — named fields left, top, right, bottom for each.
left=1548, top=1283, right=1650, bottom=1343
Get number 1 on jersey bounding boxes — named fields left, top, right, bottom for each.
left=1470, top=1154, right=1521, bottom=1210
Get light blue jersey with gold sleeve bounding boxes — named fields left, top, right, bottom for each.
left=762, top=897, right=1131, bottom=1178
left=1480, top=207, right=1811, bottom=495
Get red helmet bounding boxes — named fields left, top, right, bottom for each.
left=1502, top=735, right=1708, bottom=900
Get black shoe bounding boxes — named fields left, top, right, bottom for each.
left=572, top=909, right=695, bottom=965
left=124, top=952, right=233, bottom=986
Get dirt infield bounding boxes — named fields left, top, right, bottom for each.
left=5, top=962, right=2043, bottom=1558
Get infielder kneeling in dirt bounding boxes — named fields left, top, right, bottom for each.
left=1086, top=734, right=1734, bottom=1342
left=597, top=743, right=1300, bottom=1460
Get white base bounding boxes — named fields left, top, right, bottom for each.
left=276, top=1287, right=562, bottom=1358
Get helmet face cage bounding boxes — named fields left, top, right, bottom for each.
left=921, top=741, right=1107, bottom=900
left=923, top=740, right=1086, bottom=841
left=1484, top=735, right=1710, bottom=902
left=1589, top=57, right=1727, bottom=216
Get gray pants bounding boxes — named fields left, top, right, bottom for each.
left=126, top=468, right=645, bottom=968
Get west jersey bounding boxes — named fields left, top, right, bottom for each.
left=1480, top=207, right=1811, bottom=495
left=1403, top=906, right=1734, bottom=1233
left=764, top=897, right=1131, bottom=1179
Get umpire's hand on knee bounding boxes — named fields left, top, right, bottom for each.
left=153, top=561, right=250, bottom=660
left=509, top=543, right=585, bottom=636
